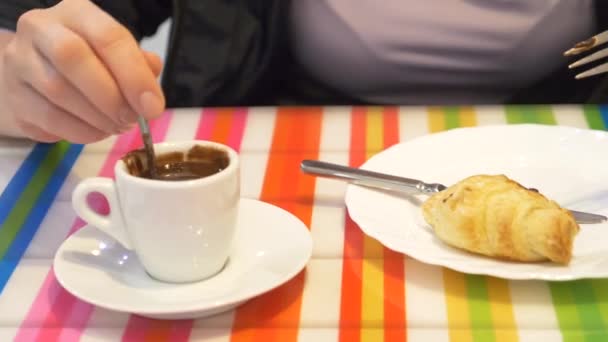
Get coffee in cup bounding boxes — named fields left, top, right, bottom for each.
left=121, top=144, right=230, bottom=181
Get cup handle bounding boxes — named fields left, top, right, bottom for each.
left=72, top=178, right=133, bottom=249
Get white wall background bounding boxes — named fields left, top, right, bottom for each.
left=140, top=19, right=172, bottom=63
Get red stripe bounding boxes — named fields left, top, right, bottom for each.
left=121, top=316, right=150, bottom=341
left=339, top=107, right=367, bottom=342
left=195, top=108, right=218, bottom=140
left=382, top=107, right=399, bottom=149
left=227, top=109, right=248, bottom=150
left=381, top=107, right=407, bottom=342
left=169, top=320, right=195, bottom=341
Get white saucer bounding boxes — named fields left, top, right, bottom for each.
left=54, top=198, right=313, bottom=319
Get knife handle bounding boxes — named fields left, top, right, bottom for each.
left=300, top=160, right=445, bottom=194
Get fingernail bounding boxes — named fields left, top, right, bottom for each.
left=139, top=91, right=165, bottom=118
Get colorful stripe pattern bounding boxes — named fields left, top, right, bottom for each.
left=2, top=105, right=608, bottom=341
left=231, top=107, right=322, bottom=342
left=339, top=107, right=405, bottom=342
left=0, top=142, right=82, bottom=294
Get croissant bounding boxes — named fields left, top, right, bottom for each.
left=421, top=175, right=579, bottom=265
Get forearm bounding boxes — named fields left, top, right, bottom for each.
left=0, top=30, right=24, bottom=139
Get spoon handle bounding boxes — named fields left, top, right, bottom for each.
left=137, top=116, right=157, bottom=178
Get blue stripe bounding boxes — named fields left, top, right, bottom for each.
left=0, top=143, right=83, bottom=294
left=0, top=144, right=51, bottom=228
left=599, top=105, right=608, bottom=126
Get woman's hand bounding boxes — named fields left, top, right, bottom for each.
left=0, top=0, right=165, bottom=144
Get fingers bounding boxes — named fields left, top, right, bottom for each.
left=17, top=121, right=62, bottom=143
left=51, top=0, right=165, bottom=119
left=19, top=48, right=124, bottom=134
left=12, top=81, right=109, bottom=144
left=20, top=13, right=135, bottom=125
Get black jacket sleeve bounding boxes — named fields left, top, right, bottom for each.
left=94, top=0, right=172, bottom=40
left=0, top=0, right=171, bottom=41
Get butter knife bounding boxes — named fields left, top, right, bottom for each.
left=300, top=160, right=607, bottom=224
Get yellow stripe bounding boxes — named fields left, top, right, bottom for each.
left=361, top=107, right=385, bottom=342
left=459, top=107, right=478, bottom=127
left=444, top=269, right=474, bottom=342
left=430, top=106, right=517, bottom=341
left=428, top=107, right=473, bottom=341
left=428, top=107, right=446, bottom=131
left=486, top=277, right=518, bottom=342
left=366, top=107, right=384, bottom=159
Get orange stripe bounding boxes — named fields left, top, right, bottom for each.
left=349, top=107, right=369, bottom=168
left=230, top=110, right=295, bottom=342
left=339, top=107, right=367, bottom=342
left=144, top=320, right=173, bottom=342
left=381, top=107, right=406, bottom=342
left=210, top=108, right=235, bottom=143
left=231, top=107, right=322, bottom=342
left=382, top=107, right=399, bottom=149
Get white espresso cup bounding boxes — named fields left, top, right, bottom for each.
left=71, top=140, right=240, bottom=283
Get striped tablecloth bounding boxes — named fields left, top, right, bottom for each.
left=1, top=105, right=607, bottom=342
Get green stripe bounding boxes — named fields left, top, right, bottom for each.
left=505, top=105, right=527, bottom=123
left=586, top=331, right=608, bottom=342
left=466, top=274, right=496, bottom=342
left=0, top=142, right=70, bottom=258
left=443, top=106, right=461, bottom=129
left=505, top=105, right=526, bottom=123
left=550, top=282, right=585, bottom=342
left=583, top=105, right=605, bottom=130
left=534, top=105, right=557, bottom=125
left=591, top=279, right=608, bottom=330
left=571, top=281, right=608, bottom=341
left=505, top=105, right=556, bottom=124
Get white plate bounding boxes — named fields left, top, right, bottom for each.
left=345, top=124, right=608, bottom=281
left=54, top=198, right=312, bottom=319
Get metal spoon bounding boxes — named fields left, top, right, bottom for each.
left=300, top=159, right=607, bottom=224
left=137, top=116, right=157, bottom=178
